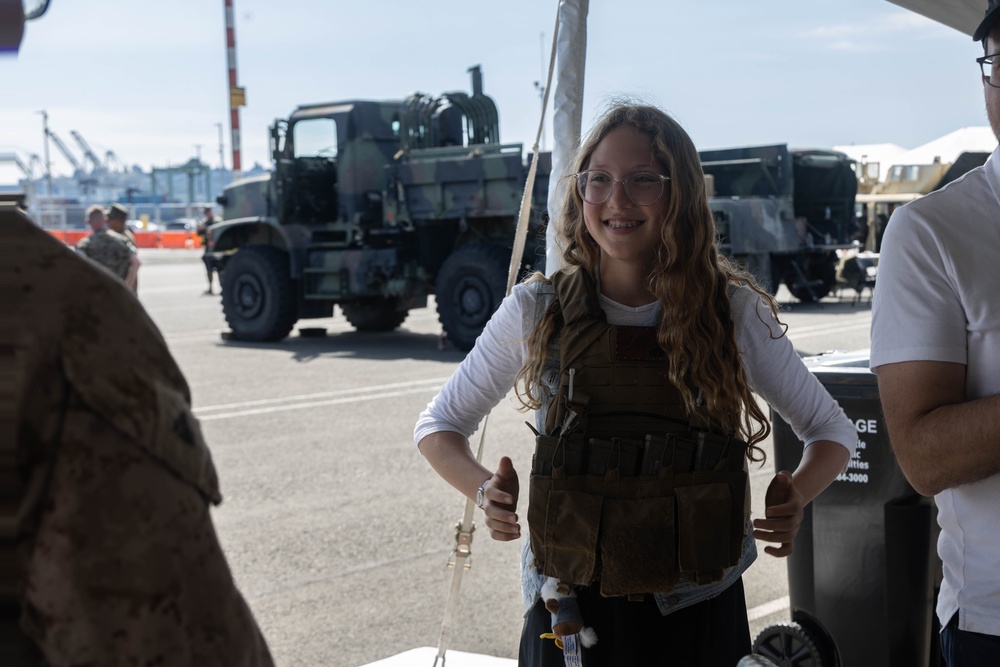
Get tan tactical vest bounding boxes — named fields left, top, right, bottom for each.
left=527, top=268, right=749, bottom=597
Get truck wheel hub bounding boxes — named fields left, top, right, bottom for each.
left=456, top=277, right=487, bottom=321
left=235, top=274, right=264, bottom=318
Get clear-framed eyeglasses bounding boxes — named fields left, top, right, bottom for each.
left=572, top=170, right=671, bottom=206
left=977, top=53, right=1000, bottom=88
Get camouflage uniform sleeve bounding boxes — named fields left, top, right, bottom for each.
left=77, top=231, right=133, bottom=281
left=7, top=216, right=274, bottom=666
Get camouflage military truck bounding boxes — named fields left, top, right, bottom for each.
left=699, top=144, right=858, bottom=301
left=211, top=66, right=550, bottom=351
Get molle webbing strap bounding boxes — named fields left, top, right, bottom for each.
left=550, top=268, right=610, bottom=370
left=544, top=268, right=688, bottom=436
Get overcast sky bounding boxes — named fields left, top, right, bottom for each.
left=1, top=0, right=994, bottom=183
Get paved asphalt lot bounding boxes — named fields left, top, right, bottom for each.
left=132, top=250, right=877, bottom=666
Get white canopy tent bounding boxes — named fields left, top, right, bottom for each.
left=892, top=125, right=996, bottom=166
left=887, top=0, right=985, bottom=37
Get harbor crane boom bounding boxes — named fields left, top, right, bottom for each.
left=0, top=152, right=42, bottom=179
left=45, top=130, right=83, bottom=174
left=70, top=130, right=106, bottom=174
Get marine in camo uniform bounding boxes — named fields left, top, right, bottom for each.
left=106, top=202, right=139, bottom=248
left=2, top=201, right=274, bottom=667
left=106, top=203, right=141, bottom=291
left=197, top=205, right=221, bottom=294
left=75, top=204, right=135, bottom=287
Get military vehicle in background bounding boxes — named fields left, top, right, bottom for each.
left=212, top=82, right=859, bottom=349
left=211, top=66, right=550, bottom=351
left=854, top=149, right=990, bottom=252
left=699, top=144, right=858, bottom=301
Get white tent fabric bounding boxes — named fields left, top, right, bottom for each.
left=832, top=143, right=908, bottom=176
left=544, top=0, right=589, bottom=277
left=835, top=127, right=997, bottom=183
left=887, top=0, right=983, bottom=37
left=890, top=126, right=996, bottom=166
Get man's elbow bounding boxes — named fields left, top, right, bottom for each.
left=893, top=452, right=946, bottom=497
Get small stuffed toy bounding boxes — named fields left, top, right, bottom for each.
left=541, top=577, right=598, bottom=648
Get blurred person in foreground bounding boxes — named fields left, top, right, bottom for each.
left=197, top=205, right=221, bottom=294
left=871, top=2, right=1000, bottom=664
left=75, top=204, right=138, bottom=292
left=1, top=199, right=274, bottom=666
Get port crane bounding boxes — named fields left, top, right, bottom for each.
left=70, top=130, right=107, bottom=175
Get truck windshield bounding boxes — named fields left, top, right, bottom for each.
left=293, top=118, right=338, bottom=159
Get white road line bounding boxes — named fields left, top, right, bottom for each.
left=786, top=320, right=871, bottom=341
left=747, top=595, right=790, bottom=622
left=194, top=378, right=450, bottom=421
left=196, top=378, right=450, bottom=412
left=139, top=283, right=212, bottom=295
left=161, top=329, right=227, bottom=339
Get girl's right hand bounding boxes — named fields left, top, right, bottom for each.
left=481, top=456, right=520, bottom=541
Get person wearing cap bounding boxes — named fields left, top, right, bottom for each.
left=871, top=2, right=1000, bottom=664
left=106, top=202, right=138, bottom=248
left=106, top=202, right=142, bottom=292
left=75, top=204, right=136, bottom=291
left=197, top=205, right=221, bottom=294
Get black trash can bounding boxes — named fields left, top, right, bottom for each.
left=753, top=350, right=942, bottom=667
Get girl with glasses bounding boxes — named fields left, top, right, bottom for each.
left=415, top=102, right=855, bottom=666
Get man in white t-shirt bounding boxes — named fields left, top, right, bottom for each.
left=871, top=3, right=1000, bottom=664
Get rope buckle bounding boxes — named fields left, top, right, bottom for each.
left=446, top=521, right=474, bottom=570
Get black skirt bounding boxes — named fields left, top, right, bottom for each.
left=518, top=578, right=751, bottom=667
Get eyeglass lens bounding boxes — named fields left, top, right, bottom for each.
left=982, top=55, right=1000, bottom=87
left=577, top=171, right=665, bottom=206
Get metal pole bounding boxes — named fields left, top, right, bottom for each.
left=224, top=0, right=242, bottom=179
left=215, top=121, right=225, bottom=192
left=37, top=110, right=52, bottom=201
left=194, top=144, right=203, bottom=200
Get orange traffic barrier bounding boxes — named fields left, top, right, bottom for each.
left=159, top=231, right=199, bottom=248
left=47, top=229, right=203, bottom=249
left=132, top=232, right=161, bottom=249
left=47, top=230, right=89, bottom=245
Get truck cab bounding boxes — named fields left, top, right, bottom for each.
left=701, top=144, right=858, bottom=300
left=211, top=67, right=550, bottom=349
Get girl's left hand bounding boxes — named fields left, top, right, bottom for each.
left=752, top=470, right=805, bottom=557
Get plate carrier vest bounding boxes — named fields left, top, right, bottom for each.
left=527, top=268, right=749, bottom=597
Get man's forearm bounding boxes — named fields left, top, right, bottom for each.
left=876, top=361, right=1000, bottom=495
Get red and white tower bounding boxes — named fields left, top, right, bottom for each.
left=224, top=0, right=245, bottom=179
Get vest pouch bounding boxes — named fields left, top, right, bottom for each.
left=598, top=479, right=678, bottom=597
left=532, top=436, right=559, bottom=476
left=531, top=472, right=604, bottom=585
left=529, top=434, right=602, bottom=585
left=674, top=470, right=748, bottom=581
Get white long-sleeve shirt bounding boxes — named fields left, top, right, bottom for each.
left=415, top=279, right=857, bottom=615
left=416, top=281, right=856, bottom=454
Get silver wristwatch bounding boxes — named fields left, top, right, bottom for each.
left=476, top=478, right=491, bottom=510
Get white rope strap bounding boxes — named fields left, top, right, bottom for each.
left=433, top=4, right=562, bottom=665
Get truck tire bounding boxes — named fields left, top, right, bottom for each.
left=221, top=246, right=298, bottom=342
left=786, top=257, right=837, bottom=303
left=435, top=243, right=509, bottom=352
left=342, top=297, right=408, bottom=332
left=741, top=253, right=780, bottom=296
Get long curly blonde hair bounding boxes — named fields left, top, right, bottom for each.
left=515, top=103, right=784, bottom=460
